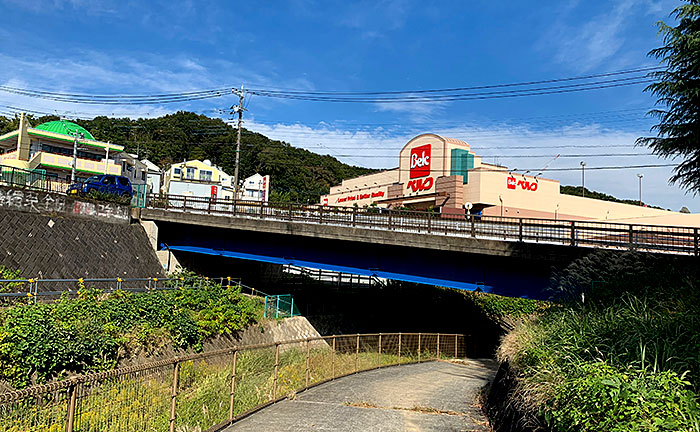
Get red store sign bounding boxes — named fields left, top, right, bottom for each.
left=406, top=177, right=434, bottom=192
left=507, top=176, right=538, bottom=191
left=410, top=144, right=431, bottom=179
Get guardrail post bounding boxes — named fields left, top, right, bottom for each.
left=378, top=333, right=382, bottom=368
left=355, top=334, right=360, bottom=372
left=518, top=219, right=523, bottom=241
left=471, top=215, right=476, bottom=237
left=388, top=211, right=392, bottom=230
left=418, top=333, right=422, bottom=363
left=427, top=212, right=432, bottom=233
left=570, top=221, right=576, bottom=246
left=260, top=201, right=264, bottom=218
left=207, top=197, right=212, bottom=214
left=305, top=339, right=310, bottom=389
left=352, top=207, right=357, bottom=227
left=169, top=361, right=180, bottom=432
left=288, top=202, right=293, bottom=221
left=182, top=196, right=187, bottom=211
left=273, top=343, right=279, bottom=400
left=695, top=228, right=699, bottom=256
left=398, top=333, right=402, bottom=365
left=332, top=336, right=336, bottom=379
left=629, top=225, right=634, bottom=245
left=437, top=334, right=440, bottom=359
left=319, top=206, right=323, bottom=224
left=454, top=334, right=458, bottom=358
left=232, top=199, right=237, bottom=215
left=229, top=351, right=237, bottom=422
left=65, top=381, right=77, bottom=432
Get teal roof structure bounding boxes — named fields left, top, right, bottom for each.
left=34, top=120, right=95, bottom=141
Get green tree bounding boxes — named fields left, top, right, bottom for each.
left=637, top=1, right=700, bottom=193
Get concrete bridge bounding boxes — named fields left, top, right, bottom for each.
left=135, top=195, right=699, bottom=299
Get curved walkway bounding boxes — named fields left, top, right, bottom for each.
left=225, top=359, right=497, bottom=432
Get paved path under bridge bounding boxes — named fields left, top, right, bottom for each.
left=225, top=359, right=497, bottom=432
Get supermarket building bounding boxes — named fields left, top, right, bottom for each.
left=321, top=133, right=698, bottom=224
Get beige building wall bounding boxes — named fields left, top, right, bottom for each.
left=324, top=169, right=398, bottom=206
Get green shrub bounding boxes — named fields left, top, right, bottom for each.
left=0, top=273, right=263, bottom=388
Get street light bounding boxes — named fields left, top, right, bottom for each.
left=580, top=161, right=586, bottom=197
left=637, top=174, right=643, bottom=206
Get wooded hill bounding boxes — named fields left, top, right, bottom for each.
left=0, top=112, right=373, bottom=203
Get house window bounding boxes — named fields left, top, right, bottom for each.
left=199, top=170, right=213, bottom=182
left=174, top=167, right=182, bottom=176
left=185, top=167, right=195, bottom=179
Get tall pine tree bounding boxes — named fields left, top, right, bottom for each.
left=637, top=1, right=700, bottom=194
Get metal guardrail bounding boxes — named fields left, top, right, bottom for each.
left=0, top=332, right=465, bottom=432
left=145, top=193, right=700, bottom=256
left=0, top=164, right=71, bottom=194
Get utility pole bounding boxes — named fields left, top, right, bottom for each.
left=70, top=130, right=84, bottom=184
left=231, top=86, right=247, bottom=199
left=580, top=161, right=586, bottom=197
left=637, top=174, right=643, bottom=206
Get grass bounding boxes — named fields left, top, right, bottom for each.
left=497, top=251, right=700, bottom=432
left=1, top=337, right=451, bottom=431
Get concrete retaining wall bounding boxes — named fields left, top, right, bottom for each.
left=0, top=185, right=129, bottom=224
left=0, top=208, right=163, bottom=280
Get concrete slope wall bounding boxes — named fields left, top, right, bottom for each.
left=0, top=208, right=163, bottom=280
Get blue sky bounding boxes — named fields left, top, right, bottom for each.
left=1, top=0, right=697, bottom=211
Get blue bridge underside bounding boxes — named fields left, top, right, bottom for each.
left=157, top=221, right=559, bottom=299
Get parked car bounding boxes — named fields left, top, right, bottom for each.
left=67, top=175, right=133, bottom=198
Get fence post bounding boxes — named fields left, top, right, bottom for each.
left=427, top=212, right=432, bottom=233
left=288, top=202, right=293, bottom=221
left=398, top=333, right=402, bottom=365
left=169, top=361, right=180, bottom=432
left=207, top=196, right=212, bottom=214
left=355, top=334, right=360, bottom=372
left=352, top=206, right=357, bottom=227
left=471, top=215, right=476, bottom=237
left=437, top=334, right=440, bottom=359
left=229, top=351, right=237, bottom=422
left=305, top=339, right=310, bottom=389
left=454, top=334, right=458, bottom=358
left=233, top=199, right=237, bottom=215
left=628, top=225, right=634, bottom=245
left=570, top=221, right=576, bottom=246
left=518, top=219, right=523, bottom=241
left=418, top=333, right=422, bottom=363
left=332, top=336, right=336, bottom=379
left=10, top=167, right=15, bottom=186
left=695, top=228, right=698, bottom=256
left=378, top=333, right=382, bottom=368
left=276, top=295, right=280, bottom=319
left=319, top=206, right=323, bottom=224
left=183, top=196, right=187, bottom=211
left=260, top=201, right=264, bottom=218
left=273, top=344, right=280, bottom=400
left=388, top=211, right=392, bottom=230
left=65, top=381, right=77, bottom=432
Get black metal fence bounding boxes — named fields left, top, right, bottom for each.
left=145, top=194, right=700, bottom=256
left=0, top=332, right=465, bottom=432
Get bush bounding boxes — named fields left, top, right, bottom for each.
left=0, top=272, right=263, bottom=388
left=497, top=250, right=700, bottom=431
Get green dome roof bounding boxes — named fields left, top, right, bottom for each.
left=35, top=120, right=95, bottom=141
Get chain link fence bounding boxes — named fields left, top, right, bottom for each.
left=0, top=332, right=465, bottom=432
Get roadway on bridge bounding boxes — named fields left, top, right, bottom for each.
left=225, top=359, right=496, bottom=432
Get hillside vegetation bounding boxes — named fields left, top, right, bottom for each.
left=494, top=251, right=700, bottom=431
left=0, top=112, right=373, bottom=203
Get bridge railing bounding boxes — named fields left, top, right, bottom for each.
left=145, top=193, right=700, bottom=256
left=0, top=332, right=465, bottom=432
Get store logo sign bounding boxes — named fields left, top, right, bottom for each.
left=407, top=177, right=434, bottom=192
left=507, top=176, right=538, bottom=191
left=410, top=144, right=431, bottom=179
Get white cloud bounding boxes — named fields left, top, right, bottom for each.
left=246, top=119, right=699, bottom=212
